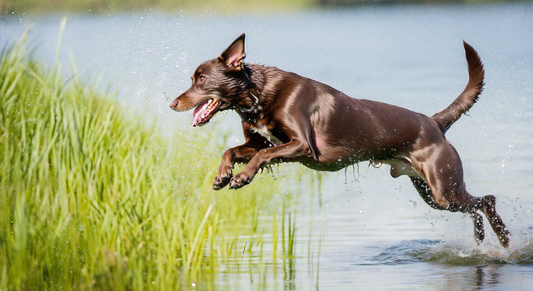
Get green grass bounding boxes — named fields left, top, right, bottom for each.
left=0, top=29, right=299, bottom=290
left=1, top=0, right=318, bottom=15
left=0, top=0, right=510, bottom=16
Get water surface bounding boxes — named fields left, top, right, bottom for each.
left=1, top=1, right=531, bottom=290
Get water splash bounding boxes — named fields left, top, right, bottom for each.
left=370, top=239, right=533, bottom=266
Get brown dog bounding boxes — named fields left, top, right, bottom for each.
left=169, top=34, right=510, bottom=247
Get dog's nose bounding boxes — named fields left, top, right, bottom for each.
left=169, top=98, right=179, bottom=110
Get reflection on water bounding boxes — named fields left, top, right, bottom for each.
left=215, top=219, right=532, bottom=290
left=1, top=0, right=531, bottom=290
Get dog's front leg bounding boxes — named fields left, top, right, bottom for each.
left=229, top=139, right=313, bottom=189
left=213, top=144, right=259, bottom=190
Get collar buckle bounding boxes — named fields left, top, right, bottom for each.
left=239, top=92, right=259, bottom=113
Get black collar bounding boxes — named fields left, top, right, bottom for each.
left=237, top=91, right=259, bottom=113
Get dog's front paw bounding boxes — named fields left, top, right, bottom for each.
left=213, top=174, right=232, bottom=190
left=229, top=172, right=253, bottom=189
left=213, top=163, right=234, bottom=190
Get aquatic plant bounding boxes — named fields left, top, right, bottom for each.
left=0, top=29, right=293, bottom=290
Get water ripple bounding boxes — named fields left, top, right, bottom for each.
left=369, top=239, right=533, bottom=266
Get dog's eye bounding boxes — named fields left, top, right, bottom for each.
left=198, top=75, right=206, bottom=83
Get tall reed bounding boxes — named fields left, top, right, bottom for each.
left=0, top=31, right=285, bottom=290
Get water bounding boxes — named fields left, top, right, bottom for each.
left=2, top=1, right=532, bottom=290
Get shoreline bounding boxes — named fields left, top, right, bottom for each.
left=1, top=0, right=525, bottom=16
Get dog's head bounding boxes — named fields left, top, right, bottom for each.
left=169, top=33, right=255, bottom=127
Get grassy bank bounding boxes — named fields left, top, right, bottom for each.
left=0, top=0, right=516, bottom=15
left=0, top=30, right=295, bottom=290
left=1, top=0, right=316, bottom=15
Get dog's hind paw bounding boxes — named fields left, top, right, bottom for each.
left=498, top=230, right=511, bottom=248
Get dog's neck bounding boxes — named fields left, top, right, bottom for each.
left=235, top=64, right=267, bottom=124
left=236, top=90, right=262, bottom=124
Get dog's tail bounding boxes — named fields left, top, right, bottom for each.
left=432, top=41, right=484, bottom=133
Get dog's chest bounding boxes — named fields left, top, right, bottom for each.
left=251, top=124, right=283, bottom=146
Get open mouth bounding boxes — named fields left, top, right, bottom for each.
left=192, top=99, right=222, bottom=127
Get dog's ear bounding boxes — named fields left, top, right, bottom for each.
left=219, top=33, right=246, bottom=70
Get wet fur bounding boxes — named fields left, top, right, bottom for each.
left=170, top=34, right=510, bottom=247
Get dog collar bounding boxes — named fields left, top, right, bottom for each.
left=238, top=92, right=259, bottom=113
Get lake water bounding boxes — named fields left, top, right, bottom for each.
left=2, top=1, right=532, bottom=290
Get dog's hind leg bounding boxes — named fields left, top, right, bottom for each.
left=410, top=177, right=446, bottom=211
left=465, top=195, right=509, bottom=247
left=415, top=145, right=510, bottom=247
left=410, top=176, right=486, bottom=244
left=480, top=195, right=511, bottom=247
left=471, top=210, right=485, bottom=244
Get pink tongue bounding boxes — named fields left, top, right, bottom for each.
left=192, top=101, right=208, bottom=127
left=192, top=99, right=221, bottom=127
